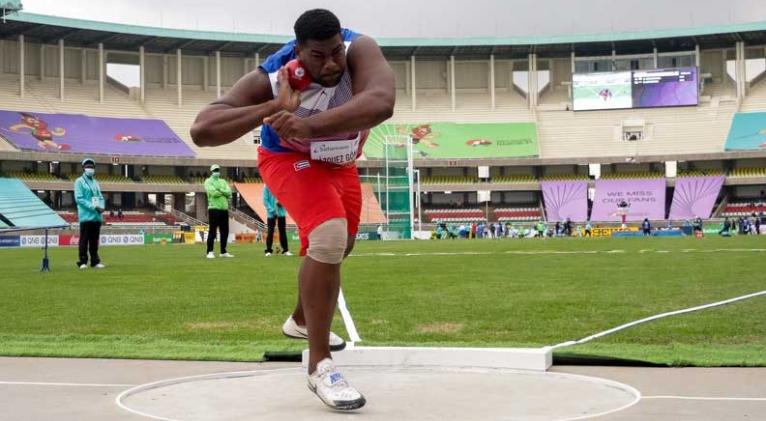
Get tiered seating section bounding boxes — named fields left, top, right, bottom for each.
left=600, top=171, right=664, bottom=179
left=58, top=210, right=177, bottom=226
left=63, top=173, right=134, bottom=183
left=422, top=175, right=477, bottom=185
left=141, top=175, right=187, bottom=184
left=3, top=170, right=59, bottom=181
left=729, top=168, right=766, bottom=178
left=677, top=169, right=726, bottom=177
left=424, top=208, right=486, bottom=222
left=491, top=175, right=536, bottom=183
left=493, top=207, right=541, bottom=221
left=540, top=174, right=590, bottom=181
left=721, top=201, right=766, bottom=217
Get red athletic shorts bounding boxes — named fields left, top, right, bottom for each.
left=257, top=147, right=361, bottom=256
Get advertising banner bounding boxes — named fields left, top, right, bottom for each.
left=0, top=109, right=195, bottom=157
left=144, top=233, right=173, bottom=245
left=99, top=234, right=145, bottom=246
left=591, top=179, right=666, bottom=221
left=0, top=236, right=21, bottom=247
left=366, top=122, right=538, bottom=159
left=541, top=181, right=588, bottom=222
left=20, top=235, right=59, bottom=248
left=669, top=176, right=725, bottom=219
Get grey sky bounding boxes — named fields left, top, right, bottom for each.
left=21, top=0, right=766, bottom=40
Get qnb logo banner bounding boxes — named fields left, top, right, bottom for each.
left=590, top=178, right=666, bottom=221
left=669, top=176, right=725, bottom=220
left=20, top=235, right=60, bottom=248
left=99, top=234, right=145, bottom=246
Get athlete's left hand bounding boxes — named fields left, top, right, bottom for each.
left=264, top=110, right=313, bottom=139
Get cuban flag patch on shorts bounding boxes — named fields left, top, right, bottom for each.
left=293, top=160, right=310, bottom=171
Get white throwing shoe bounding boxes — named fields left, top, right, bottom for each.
left=220, top=253, right=235, bottom=258
left=264, top=252, right=272, bottom=257
left=307, top=358, right=366, bottom=411
left=283, top=251, right=294, bottom=256
left=282, top=316, right=346, bottom=351
left=79, top=264, right=88, bottom=269
left=94, top=263, right=106, bottom=269
left=206, top=252, right=215, bottom=259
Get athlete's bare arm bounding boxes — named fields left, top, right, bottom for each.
left=190, top=68, right=299, bottom=147
left=265, top=36, right=395, bottom=139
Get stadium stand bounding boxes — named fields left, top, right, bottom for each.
left=600, top=171, right=664, bottom=179
left=721, top=201, right=766, bottom=217
left=141, top=175, right=187, bottom=184
left=729, top=167, right=766, bottom=178
left=539, top=174, right=590, bottom=181
left=3, top=170, right=60, bottom=181
left=493, top=207, right=542, bottom=222
left=0, top=12, right=762, bottom=231
left=491, top=175, right=537, bottom=183
left=58, top=210, right=177, bottom=226
left=422, top=175, right=477, bottom=185
left=62, top=173, right=134, bottom=183
left=424, top=208, right=486, bottom=223
left=677, top=169, right=727, bottom=177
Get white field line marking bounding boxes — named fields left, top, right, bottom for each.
left=643, top=395, right=766, bottom=401
left=115, top=367, right=642, bottom=421
left=349, top=248, right=766, bottom=258
left=337, top=288, right=362, bottom=344
left=0, top=381, right=135, bottom=387
left=551, top=289, right=766, bottom=349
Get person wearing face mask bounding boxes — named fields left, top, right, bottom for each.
left=204, top=164, right=234, bottom=258
left=74, top=158, right=105, bottom=269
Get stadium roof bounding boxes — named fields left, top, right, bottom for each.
left=3, top=11, right=766, bottom=59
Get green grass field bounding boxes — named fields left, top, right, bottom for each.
left=1, top=236, right=765, bottom=366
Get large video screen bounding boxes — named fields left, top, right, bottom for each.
left=632, top=67, right=698, bottom=108
left=572, top=67, right=698, bottom=111
left=572, top=71, right=632, bottom=111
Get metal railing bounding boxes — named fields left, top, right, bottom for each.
left=229, top=207, right=267, bottom=231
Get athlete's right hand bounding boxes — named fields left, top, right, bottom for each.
left=275, top=67, right=300, bottom=112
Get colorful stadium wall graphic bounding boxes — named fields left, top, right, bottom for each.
left=668, top=176, right=725, bottom=220
left=364, top=122, right=538, bottom=159
left=725, top=112, right=766, bottom=151
left=590, top=178, right=666, bottom=221
left=541, top=181, right=588, bottom=222
left=0, top=109, right=195, bottom=157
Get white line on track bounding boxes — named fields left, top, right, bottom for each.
left=0, top=381, right=135, bottom=387
left=349, top=248, right=766, bottom=258
left=643, top=395, right=766, bottom=401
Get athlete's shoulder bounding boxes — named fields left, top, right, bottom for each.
left=341, top=28, right=363, bottom=42
left=259, top=28, right=363, bottom=74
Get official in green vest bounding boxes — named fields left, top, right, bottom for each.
left=204, top=164, right=234, bottom=258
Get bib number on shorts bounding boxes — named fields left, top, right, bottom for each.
left=310, top=137, right=360, bottom=165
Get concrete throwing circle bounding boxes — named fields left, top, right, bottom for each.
left=117, top=366, right=640, bottom=421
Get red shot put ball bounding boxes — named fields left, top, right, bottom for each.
left=286, top=59, right=312, bottom=91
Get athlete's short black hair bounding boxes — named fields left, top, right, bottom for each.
left=294, top=9, right=341, bottom=43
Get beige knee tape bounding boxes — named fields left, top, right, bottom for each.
left=307, top=218, right=348, bottom=264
